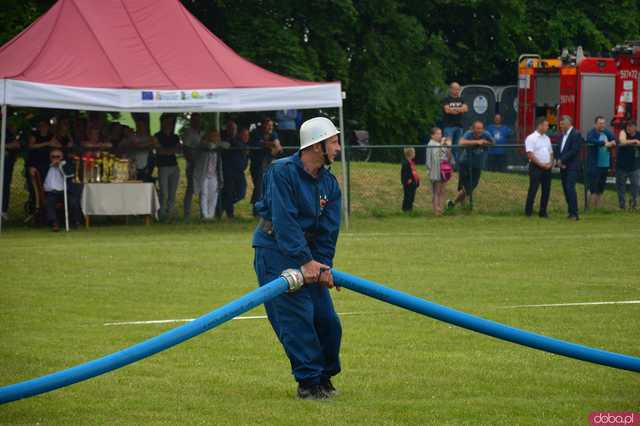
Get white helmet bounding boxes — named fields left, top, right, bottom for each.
left=299, top=117, right=340, bottom=150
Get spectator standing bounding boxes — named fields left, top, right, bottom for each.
left=121, top=118, right=156, bottom=182
left=2, top=121, right=20, bottom=220
left=586, top=116, right=616, bottom=208
left=441, top=82, right=468, bottom=161
left=426, top=127, right=452, bottom=216
left=557, top=115, right=583, bottom=220
left=27, top=117, right=55, bottom=182
left=524, top=118, right=554, bottom=217
left=154, top=114, right=181, bottom=220
left=194, top=129, right=223, bottom=219
left=486, top=113, right=513, bottom=171
left=448, top=121, right=493, bottom=208
left=182, top=113, right=204, bottom=221
left=73, top=117, right=88, bottom=149
left=615, top=121, right=640, bottom=210
left=235, top=127, right=250, bottom=203
left=249, top=118, right=282, bottom=216
left=81, top=127, right=112, bottom=155
left=52, top=118, right=75, bottom=159
left=400, top=147, right=420, bottom=212
left=219, top=120, right=247, bottom=218
left=276, top=109, right=301, bottom=147
left=106, top=122, right=125, bottom=155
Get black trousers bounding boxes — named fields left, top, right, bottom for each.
left=561, top=168, right=579, bottom=217
left=2, top=156, right=16, bottom=213
left=402, top=183, right=417, bottom=211
left=525, top=164, right=551, bottom=216
left=45, top=190, right=82, bottom=226
left=487, top=155, right=507, bottom=172
left=219, top=171, right=244, bottom=218
left=250, top=166, right=263, bottom=205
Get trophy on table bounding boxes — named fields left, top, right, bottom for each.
left=72, top=155, right=82, bottom=183
left=81, top=155, right=91, bottom=183
left=112, top=158, right=132, bottom=183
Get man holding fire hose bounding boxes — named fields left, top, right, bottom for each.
left=252, top=117, right=343, bottom=400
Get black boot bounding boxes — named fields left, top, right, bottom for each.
left=297, top=381, right=330, bottom=400
left=320, top=378, right=338, bottom=396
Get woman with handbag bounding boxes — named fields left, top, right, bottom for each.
left=426, top=127, right=453, bottom=216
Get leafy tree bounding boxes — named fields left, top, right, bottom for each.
left=3, top=0, right=640, bottom=146
left=0, top=0, right=55, bottom=46
left=346, top=0, right=446, bottom=145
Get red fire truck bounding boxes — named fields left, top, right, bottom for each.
left=517, top=48, right=617, bottom=141
left=611, top=41, right=640, bottom=131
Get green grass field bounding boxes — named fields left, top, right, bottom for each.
left=1, top=212, right=639, bottom=425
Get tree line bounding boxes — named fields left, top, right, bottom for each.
left=2, top=0, right=639, bottom=144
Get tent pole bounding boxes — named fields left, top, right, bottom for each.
left=338, top=106, right=349, bottom=231
left=0, top=103, right=7, bottom=234
left=215, top=112, right=220, bottom=131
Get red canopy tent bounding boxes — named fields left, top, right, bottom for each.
left=0, top=0, right=342, bottom=111
left=0, top=0, right=348, bottom=231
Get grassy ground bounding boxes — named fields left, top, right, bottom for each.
left=1, top=213, right=639, bottom=425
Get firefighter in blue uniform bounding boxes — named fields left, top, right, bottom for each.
left=252, top=117, right=343, bottom=400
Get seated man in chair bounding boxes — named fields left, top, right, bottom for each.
left=43, top=149, right=82, bottom=231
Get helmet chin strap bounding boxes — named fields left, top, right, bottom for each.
left=320, top=140, right=331, bottom=166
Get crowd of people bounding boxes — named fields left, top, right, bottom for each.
left=1, top=109, right=303, bottom=230
left=401, top=81, right=640, bottom=217
left=3, top=94, right=638, bottom=228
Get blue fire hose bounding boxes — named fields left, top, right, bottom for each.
left=331, top=270, right=640, bottom=373
left=1, top=269, right=638, bottom=405
left=0, top=270, right=304, bottom=404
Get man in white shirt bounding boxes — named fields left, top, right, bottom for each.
left=524, top=117, right=554, bottom=217
left=43, top=149, right=81, bottom=231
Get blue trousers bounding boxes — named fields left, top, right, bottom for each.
left=444, top=126, right=463, bottom=163
left=254, top=247, right=342, bottom=385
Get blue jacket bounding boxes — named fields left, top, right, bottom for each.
left=276, top=110, right=300, bottom=131
left=459, top=130, right=494, bottom=168
left=252, top=153, right=341, bottom=267
left=586, top=128, right=615, bottom=170
left=486, top=124, right=513, bottom=156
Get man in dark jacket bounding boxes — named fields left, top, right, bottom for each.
left=557, top=115, right=584, bottom=220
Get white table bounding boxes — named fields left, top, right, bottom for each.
left=81, top=183, right=159, bottom=227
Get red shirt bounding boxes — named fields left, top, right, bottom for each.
left=409, top=159, right=420, bottom=184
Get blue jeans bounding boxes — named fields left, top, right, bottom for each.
left=254, top=246, right=342, bottom=384
left=616, top=168, right=640, bottom=208
left=158, top=165, right=179, bottom=218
